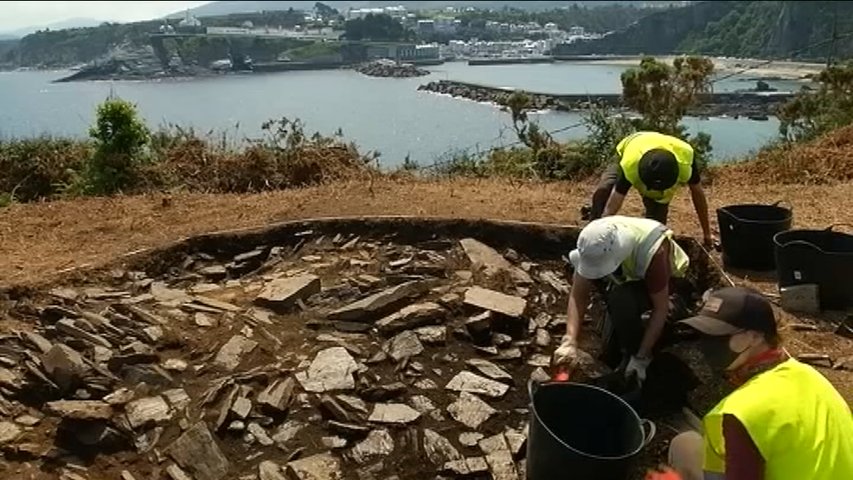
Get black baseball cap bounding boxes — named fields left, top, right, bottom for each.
left=638, top=149, right=679, bottom=191
left=678, top=287, right=778, bottom=337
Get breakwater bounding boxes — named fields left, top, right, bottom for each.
left=418, top=80, right=796, bottom=119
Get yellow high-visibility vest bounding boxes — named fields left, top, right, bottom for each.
left=703, top=358, right=853, bottom=480
left=605, top=216, right=690, bottom=284
left=617, top=132, right=694, bottom=204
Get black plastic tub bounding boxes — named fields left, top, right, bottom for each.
left=717, top=202, right=793, bottom=271
left=774, top=225, right=853, bottom=309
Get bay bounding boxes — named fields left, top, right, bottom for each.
left=0, top=61, right=784, bottom=166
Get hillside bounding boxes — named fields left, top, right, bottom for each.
left=179, top=1, right=684, bottom=18
left=556, top=1, right=853, bottom=61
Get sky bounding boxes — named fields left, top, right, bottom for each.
left=1, top=1, right=212, bottom=32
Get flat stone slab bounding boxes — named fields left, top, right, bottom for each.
left=414, top=325, right=447, bottom=345
left=126, top=396, right=172, bottom=429
left=167, top=422, right=230, bottom=480
left=442, top=457, right=489, bottom=476
left=384, top=330, right=424, bottom=361
left=445, top=371, right=509, bottom=398
left=0, top=422, right=22, bottom=444
left=286, top=452, right=343, bottom=480
left=459, top=238, right=532, bottom=285
left=375, top=302, right=446, bottom=335
left=349, top=429, right=395, bottom=465
left=255, top=275, right=321, bottom=312
left=368, top=403, right=421, bottom=424
left=479, top=434, right=519, bottom=480
left=45, top=400, right=113, bottom=420
left=423, top=429, right=462, bottom=465
left=295, top=347, right=359, bottom=393
left=258, top=460, right=286, bottom=480
left=328, top=281, right=428, bottom=322
left=464, top=287, right=527, bottom=318
left=213, top=335, right=258, bottom=371
left=465, top=359, right=512, bottom=382
left=447, top=392, right=497, bottom=429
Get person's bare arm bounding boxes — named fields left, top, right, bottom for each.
left=689, top=183, right=712, bottom=245
left=565, top=272, right=592, bottom=342
left=603, top=190, right=626, bottom=217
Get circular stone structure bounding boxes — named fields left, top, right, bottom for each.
left=0, top=216, right=728, bottom=480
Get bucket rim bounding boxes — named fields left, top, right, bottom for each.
left=773, top=229, right=853, bottom=255
left=529, top=381, right=646, bottom=461
left=717, top=204, right=793, bottom=224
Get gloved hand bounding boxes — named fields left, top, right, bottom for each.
left=552, top=337, right=580, bottom=368
left=644, top=466, right=683, bottom=480
left=625, top=355, right=652, bottom=384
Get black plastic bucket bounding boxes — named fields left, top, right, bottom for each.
left=774, top=225, right=853, bottom=310
left=526, top=381, right=655, bottom=480
left=717, top=202, right=793, bottom=271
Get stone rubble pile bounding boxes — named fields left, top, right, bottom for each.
left=0, top=232, right=608, bottom=480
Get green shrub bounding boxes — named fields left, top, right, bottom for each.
left=778, top=63, right=853, bottom=142
left=73, top=96, right=150, bottom=195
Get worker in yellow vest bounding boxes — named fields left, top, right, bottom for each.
left=661, top=286, right=853, bottom=480
left=553, top=215, right=690, bottom=384
left=585, top=131, right=714, bottom=247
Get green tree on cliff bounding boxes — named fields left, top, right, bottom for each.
left=343, top=14, right=411, bottom=41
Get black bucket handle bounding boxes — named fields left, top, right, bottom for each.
left=640, top=419, right=657, bottom=447
left=777, top=239, right=824, bottom=253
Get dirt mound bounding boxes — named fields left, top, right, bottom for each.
left=0, top=221, right=721, bottom=480
left=715, top=125, right=853, bottom=185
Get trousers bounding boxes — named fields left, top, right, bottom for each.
left=601, top=280, right=652, bottom=367
left=591, top=163, right=670, bottom=224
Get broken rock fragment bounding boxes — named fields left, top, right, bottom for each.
left=459, top=238, right=532, bottom=285
left=465, top=359, right=512, bottom=382
left=0, top=422, right=22, bottom=444
left=446, top=371, right=510, bottom=398
left=464, top=287, right=527, bottom=318
left=479, top=433, right=519, bottom=480
left=447, top=392, right=497, bottom=429
left=328, top=281, right=428, bottom=322
left=257, top=377, right=295, bottom=414
left=255, top=275, right=321, bottom=312
left=213, top=335, right=258, bottom=371
left=383, top=330, right=424, bottom=361
left=349, top=429, right=395, bottom=464
left=368, top=403, right=421, bottom=424
left=45, top=400, right=113, bottom=420
left=295, top=347, right=359, bottom=393
left=443, top=457, right=490, bottom=476
left=258, top=460, right=286, bottom=480
left=423, top=428, right=462, bottom=465
left=167, top=422, right=230, bottom=480
left=375, top=302, right=446, bottom=335
left=286, top=452, right=344, bottom=480
left=41, top=344, right=88, bottom=391
left=126, top=396, right=172, bottom=429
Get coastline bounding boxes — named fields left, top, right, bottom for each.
left=574, top=55, right=824, bottom=80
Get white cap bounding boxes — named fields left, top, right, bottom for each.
left=569, top=218, right=633, bottom=279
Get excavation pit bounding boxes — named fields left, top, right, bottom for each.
left=0, top=217, right=730, bottom=480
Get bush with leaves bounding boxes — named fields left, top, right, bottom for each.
left=584, top=56, right=715, bottom=172
left=74, top=96, right=150, bottom=195
left=778, top=63, right=853, bottom=142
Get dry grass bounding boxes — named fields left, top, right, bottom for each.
left=1, top=176, right=850, bottom=287
left=713, top=124, right=853, bottom=185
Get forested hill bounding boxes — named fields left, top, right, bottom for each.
left=557, top=1, right=853, bottom=61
